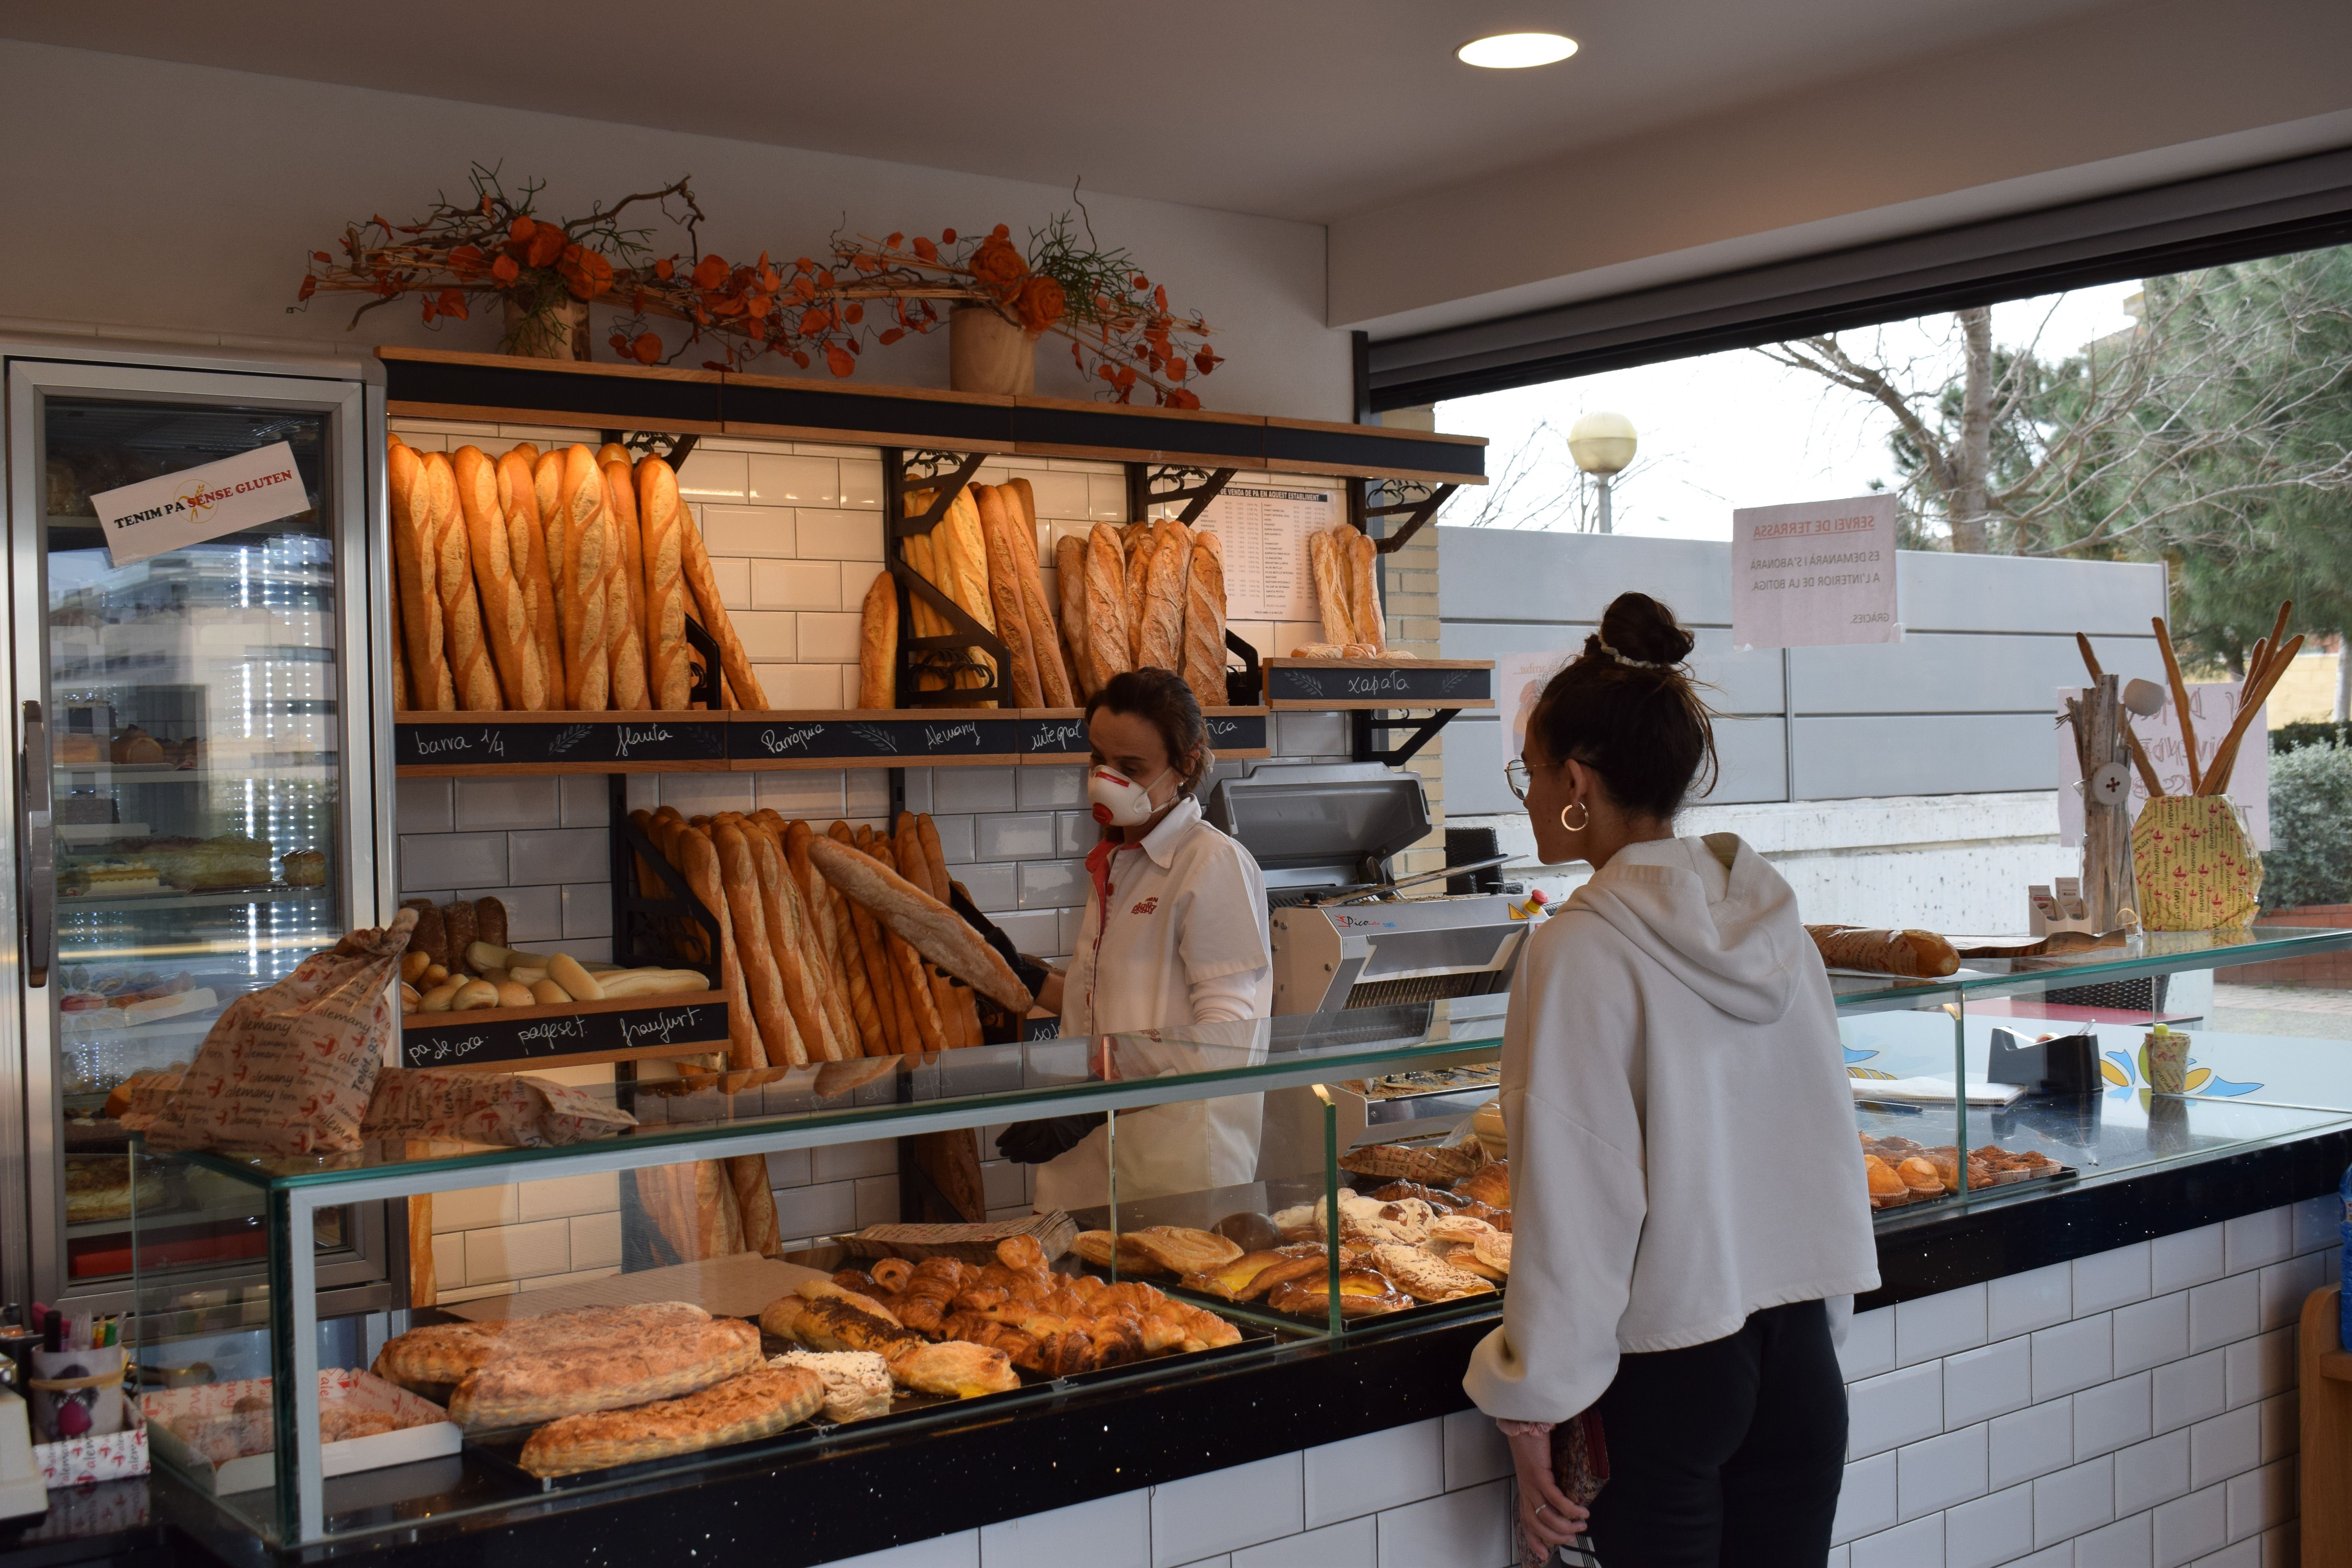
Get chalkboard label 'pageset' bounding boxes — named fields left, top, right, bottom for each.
left=401, top=1002, right=728, bottom=1069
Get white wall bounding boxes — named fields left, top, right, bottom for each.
left=0, top=42, right=1346, bottom=420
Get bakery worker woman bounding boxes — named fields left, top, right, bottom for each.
left=1470, top=594, right=1878, bottom=1568
left=997, top=668, right=1272, bottom=1210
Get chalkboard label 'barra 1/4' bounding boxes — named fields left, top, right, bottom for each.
left=732, top=711, right=1022, bottom=767
left=401, top=1001, right=728, bottom=1069
left=394, top=715, right=729, bottom=771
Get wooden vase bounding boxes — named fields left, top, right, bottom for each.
left=949, top=306, right=1037, bottom=396
left=503, top=295, right=591, bottom=361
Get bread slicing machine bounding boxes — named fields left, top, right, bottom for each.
left=1204, top=762, right=1533, bottom=1016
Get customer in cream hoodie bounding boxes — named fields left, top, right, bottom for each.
left=1467, top=593, right=1877, bottom=1568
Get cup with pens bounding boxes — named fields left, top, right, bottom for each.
left=25, top=1306, right=129, bottom=1443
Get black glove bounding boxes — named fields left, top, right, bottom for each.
left=995, top=1115, right=1099, bottom=1165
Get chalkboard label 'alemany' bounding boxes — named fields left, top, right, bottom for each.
left=401, top=1002, right=728, bottom=1069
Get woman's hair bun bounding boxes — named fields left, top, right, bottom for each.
left=1596, top=592, right=1695, bottom=667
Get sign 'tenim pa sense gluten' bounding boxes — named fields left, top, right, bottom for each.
left=89, top=442, right=310, bottom=565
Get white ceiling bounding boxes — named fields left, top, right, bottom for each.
left=2, top=0, right=2130, bottom=223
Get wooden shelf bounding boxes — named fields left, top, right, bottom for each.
left=378, top=348, right=1486, bottom=485
left=1261, top=658, right=1495, bottom=710
left=401, top=992, right=728, bottom=1072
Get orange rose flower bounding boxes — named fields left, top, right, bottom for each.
left=969, top=234, right=1026, bottom=298
left=1013, top=274, right=1066, bottom=334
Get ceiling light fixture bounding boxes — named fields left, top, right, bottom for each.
left=1457, top=31, right=1578, bottom=69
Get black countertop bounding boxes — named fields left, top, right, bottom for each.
left=13, top=1118, right=2346, bottom=1568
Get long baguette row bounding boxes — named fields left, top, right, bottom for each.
left=633, top=808, right=1033, bottom=1092
left=386, top=433, right=764, bottom=711
left=853, top=481, right=1230, bottom=709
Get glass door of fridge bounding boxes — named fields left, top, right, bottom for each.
left=6, top=359, right=387, bottom=1318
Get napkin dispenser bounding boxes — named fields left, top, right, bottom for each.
left=1988, top=1027, right=2099, bottom=1096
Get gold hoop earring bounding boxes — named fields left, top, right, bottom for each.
left=1560, top=801, right=1589, bottom=833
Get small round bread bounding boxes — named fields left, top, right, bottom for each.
left=1898, top=1156, right=1944, bottom=1194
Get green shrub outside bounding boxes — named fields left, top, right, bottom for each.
left=2263, top=742, right=2352, bottom=909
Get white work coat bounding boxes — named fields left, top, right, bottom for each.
left=1034, top=796, right=1273, bottom=1211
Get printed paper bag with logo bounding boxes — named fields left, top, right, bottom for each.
left=146, top=911, right=417, bottom=1156
left=2130, top=796, right=2262, bottom=932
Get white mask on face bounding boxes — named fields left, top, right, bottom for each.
left=1088, top=764, right=1175, bottom=828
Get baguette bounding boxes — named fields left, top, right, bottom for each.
left=739, top=818, right=843, bottom=1063
left=814, top=822, right=894, bottom=1056
left=916, top=813, right=983, bottom=1049
left=601, top=454, right=651, bottom=710
left=672, top=826, right=769, bottom=1074
left=857, top=570, right=898, bottom=710
left=711, top=819, right=806, bottom=1067
left=1181, top=526, right=1229, bottom=712
left=898, top=522, right=950, bottom=695
left=453, top=446, right=548, bottom=711
left=1003, top=480, right=1075, bottom=707
left=551, top=446, right=613, bottom=711
left=423, top=452, right=503, bottom=710
left=807, top=837, right=1033, bottom=1013
left=766, top=814, right=863, bottom=1058
left=496, top=449, right=565, bottom=699
left=1309, top=527, right=1356, bottom=645
left=390, top=534, right=411, bottom=709
left=866, top=841, right=947, bottom=1053
left=1135, top=521, right=1191, bottom=675
left=838, top=824, right=919, bottom=1053
left=1085, top=523, right=1132, bottom=689
left=938, top=488, right=996, bottom=699
left=973, top=485, right=1043, bottom=708
left=1804, top=925, right=1961, bottom=979
left=635, top=457, right=697, bottom=709
left=1123, top=523, right=1158, bottom=667
left=896, top=812, right=967, bottom=1047
left=443, top=900, right=479, bottom=968
left=667, top=461, right=766, bottom=709
left=533, top=451, right=568, bottom=653
left=387, top=440, right=455, bottom=710
left=475, top=896, right=508, bottom=952
left=1346, top=528, right=1386, bottom=654
left=1055, top=535, right=1094, bottom=697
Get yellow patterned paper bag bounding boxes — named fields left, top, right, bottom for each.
left=2130, top=796, right=2262, bottom=931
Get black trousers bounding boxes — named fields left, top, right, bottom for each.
left=1582, top=1298, right=1848, bottom=1568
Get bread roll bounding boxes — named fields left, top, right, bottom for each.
left=670, top=467, right=766, bottom=709
left=453, top=446, right=548, bottom=711
left=710, top=820, right=803, bottom=1067
left=1181, top=526, right=1229, bottom=712
left=552, top=446, right=613, bottom=711
left=1347, top=528, right=1386, bottom=655
left=601, top=455, right=651, bottom=711
left=388, top=441, right=454, bottom=710
left=807, top=837, right=1033, bottom=1014
left=424, top=452, right=502, bottom=710
left=1084, top=523, right=1132, bottom=689
left=1002, top=481, right=1075, bottom=707
left=495, top=449, right=564, bottom=697
left=1309, top=527, right=1356, bottom=646
left=857, top=570, right=897, bottom=710
left=635, top=456, right=695, bottom=709
left=1055, top=535, right=1093, bottom=697
left=1135, top=521, right=1191, bottom=675
left=973, top=485, right=1043, bottom=707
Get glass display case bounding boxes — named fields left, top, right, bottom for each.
left=5, top=352, right=387, bottom=1320
left=126, top=930, right=2350, bottom=1548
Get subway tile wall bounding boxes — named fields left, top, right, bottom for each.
left=800, top=1197, right=2337, bottom=1568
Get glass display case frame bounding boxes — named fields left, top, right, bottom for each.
left=131, top=927, right=2352, bottom=1547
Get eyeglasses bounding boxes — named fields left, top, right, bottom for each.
left=1505, top=759, right=1531, bottom=802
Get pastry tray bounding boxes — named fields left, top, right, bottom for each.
left=458, top=1316, right=1281, bottom=1492
left=1868, top=1161, right=2077, bottom=1209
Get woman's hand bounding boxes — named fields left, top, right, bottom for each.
left=1508, top=1427, right=1588, bottom=1559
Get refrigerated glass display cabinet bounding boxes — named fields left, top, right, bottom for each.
left=2, top=344, right=394, bottom=1323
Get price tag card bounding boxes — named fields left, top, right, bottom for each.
left=1731, top=494, right=1901, bottom=649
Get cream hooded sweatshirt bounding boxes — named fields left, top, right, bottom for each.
left=1464, top=833, right=1879, bottom=1423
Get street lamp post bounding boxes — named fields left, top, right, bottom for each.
left=1567, top=412, right=1637, bottom=534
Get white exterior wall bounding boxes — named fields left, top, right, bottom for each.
left=811, top=1197, right=2337, bottom=1568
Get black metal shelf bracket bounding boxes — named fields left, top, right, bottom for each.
left=1126, top=463, right=1237, bottom=526
left=607, top=775, right=724, bottom=978
left=597, top=429, right=702, bottom=474
left=1350, top=708, right=1463, bottom=768
left=882, top=448, right=1010, bottom=709
left=1363, top=480, right=1459, bottom=555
